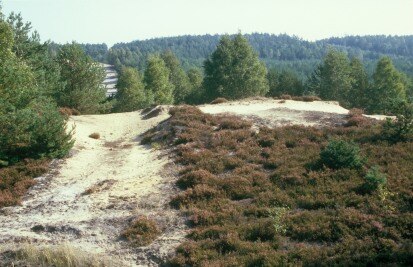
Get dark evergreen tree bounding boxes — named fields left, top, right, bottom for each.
left=161, top=50, right=191, bottom=104
left=307, top=49, right=353, bottom=106
left=186, top=68, right=204, bottom=104
left=368, top=57, right=407, bottom=114
left=114, top=67, right=152, bottom=112
left=56, top=43, right=108, bottom=114
left=144, top=55, right=174, bottom=104
left=348, top=57, right=369, bottom=109
left=203, top=34, right=269, bottom=100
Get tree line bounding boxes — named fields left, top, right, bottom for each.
left=1, top=8, right=412, bottom=167
left=78, top=33, right=413, bottom=78
left=114, top=33, right=413, bottom=115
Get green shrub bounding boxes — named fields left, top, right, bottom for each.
left=0, top=101, right=74, bottom=166
left=320, top=140, right=362, bottom=169
left=363, top=166, right=387, bottom=193
left=382, top=102, right=413, bottom=142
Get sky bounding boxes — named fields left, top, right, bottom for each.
left=2, top=0, right=413, bottom=47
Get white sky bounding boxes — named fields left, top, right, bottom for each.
left=2, top=0, right=413, bottom=47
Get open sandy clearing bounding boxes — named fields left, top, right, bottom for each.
left=0, top=108, right=186, bottom=266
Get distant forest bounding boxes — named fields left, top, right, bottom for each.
left=73, top=34, right=413, bottom=78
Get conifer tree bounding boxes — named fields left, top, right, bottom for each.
left=348, top=57, right=369, bottom=108
left=56, top=43, right=107, bottom=114
left=307, top=49, right=353, bottom=106
left=144, top=55, right=174, bottom=104
left=203, top=33, right=269, bottom=100
left=161, top=50, right=191, bottom=104
left=369, top=57, right=407, bottom=114
left=114, top=67, right=152, bottom=112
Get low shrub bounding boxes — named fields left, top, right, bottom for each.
left=0, top=159, right=49, bottom=208
left=144, top=105, right=412, bottom=266
left=292, top=95, right=322, bottom=102
left=58, top=107, right=81, bottom=116
left=210, top=97, right=228, bottom=104
left=320, top=140, right=363, bottom=169
left=345, top=108, right=371, bottom=127
left=381, top=102, right=413, bottom=142
left=279, top=94, right=292, bottom=100
left=362, top=166, right=387, bottom=193
left=88, top=132, right=100, bottom=139
left=120, top=216, right=160, bottom=246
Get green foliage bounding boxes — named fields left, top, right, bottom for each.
left=56, top=43, right=108, bottom=114
left=143, top=54, right=174, bottom=104
left=185, top=68, right=204, bottom=104
left=307, top=49, right=353, bottom=106
left=368, top=57, right=407, bottom=114
left=348, top=57, right=369, bottom=108
left=203, top=33, right=269, bottom=100
left=161, top=50, right=191, bottom=104
left=104, top=34, right=413, bottom=77
left=382, top=102, right=413, bottom=142
left=0, top=101, right=74, bottom=166
left=0, top=13, right=73, bottom=167
left=267, top=68, right=304, bottom=97
left=114, top=67, right=152, bottom=112
left=320, top=140, right=362, bottom=169
left=363, top=166, right=387, bottom=193
left=0, top=21, right=14, bottom=59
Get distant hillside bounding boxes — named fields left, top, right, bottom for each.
left=80, top=34, right=413, bottom=78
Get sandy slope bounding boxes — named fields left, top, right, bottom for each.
left=0, top=98, right=388, bottom=266
left=200, top=98, right=389, bottom=127
left=0, top=109, right=186, bottom=266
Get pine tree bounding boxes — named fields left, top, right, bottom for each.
left=56, top=43, right=107, bottom=114
left=203, top=33, right=269, bottom=100
left=348, top=57, right=369, bottom=108
left=161, top=50, right=191, bottom=104
left=308, top=49, right=353, bottom=106
left=369, top=57, right=407, bottom=114
left=114, top=67, right=152, bottom=112
left=267, top=68, right=279, bottom=97
left=186, top=68, right=204, bottom=104
left=144, top=55, right=174, bottom=104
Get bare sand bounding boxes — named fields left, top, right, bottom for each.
left=0, top=108, right=186, bottom=266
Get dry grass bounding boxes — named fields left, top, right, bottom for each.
left=144, top=105, right=413, bottom=266
left=210, top=98, right=228, bottom=104
left=89, top=132, right=100, bottom=139
left=58, top=107, right=81, bottom=116
left=1, top=244, right=117, bottom=267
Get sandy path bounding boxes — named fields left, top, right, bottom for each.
left=0, top=109, right=185, bottom=266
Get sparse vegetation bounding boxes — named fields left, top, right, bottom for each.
left=121, top=216, right=161, bottom=247
left=210, top=98, right=228, bottom=104
left=0, top=159, right=49, bottom=208
left=89, top=132, right=100, bottom=139
left=2, top=243, right=116, bottom=267
left=142, top=106, right=412, bottom=266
